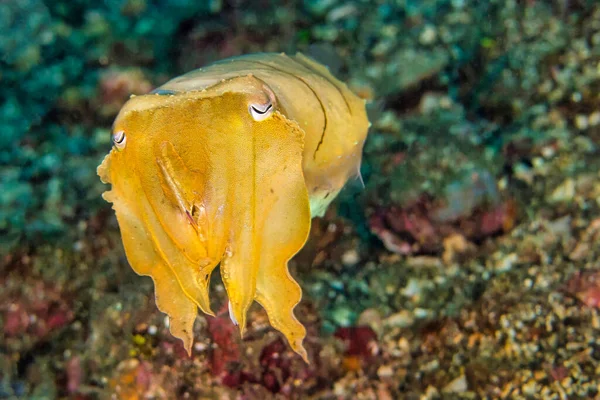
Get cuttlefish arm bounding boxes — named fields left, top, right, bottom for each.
left=98, top=154, right=199, bottom=351
left=246, top=112, right=311, bottom=360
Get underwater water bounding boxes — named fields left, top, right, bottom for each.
left=2, top=0, right=600, bottom=398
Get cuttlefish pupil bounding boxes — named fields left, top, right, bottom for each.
left=249, top=102, right=273, bottom=121
left=97, top=52, right=369, bottom=363
left=112, top=130, right=126, bottom=149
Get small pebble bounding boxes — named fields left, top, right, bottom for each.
left=419, top=25, right=437, bottom=45
left=494, top=253, right=518, bottom=272
left=194, top=342, right=207, bottom=352
left=413, top=308, right=432, bottom=319
left=550, top=179, right=575, bottom=203
left=377, top=365, right=394, bottom=378
left=443, top=374, right=468, bottom=393
left=358, top=308, right=383, bottom=335
left=384, top=310, right=415, bottom=328
left=327, top=4, right=357, bottom=22
left=521, top=379, right=538, bottom=396
left=589, top=111, right=600, bottom=126
left=574, top=114, right=588, bottom=130
left=341, top=249, right=360, bottom=266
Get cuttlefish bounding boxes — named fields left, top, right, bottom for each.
left=97, top=52, right=369, bottom=361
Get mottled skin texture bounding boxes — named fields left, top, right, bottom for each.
left=97, top=53, right=369, bottom=361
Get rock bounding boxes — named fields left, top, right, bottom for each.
left=358, top=308, right=383, bottom=336
left=549, top=179, right=575, bottom=203
left=442, top=234, right=476, bottom=264
left=377, top=365, right=394, bottom=378
left=419, top=25, right=437, bottom=45
left=341, top=249, right=360, bottom=267
left=384, top=310, right=415, bottom=328
left=442, top=374, right=468, bottom=393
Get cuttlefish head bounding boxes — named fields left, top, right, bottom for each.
left=98, top=76, right=312, bottom=361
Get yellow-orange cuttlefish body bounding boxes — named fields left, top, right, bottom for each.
left=97, top=52, right=369, bottom=361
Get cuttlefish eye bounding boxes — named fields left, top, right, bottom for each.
left=112, top=130, right=126, bottom=150
left=249, top=101, right=273, bottom=121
